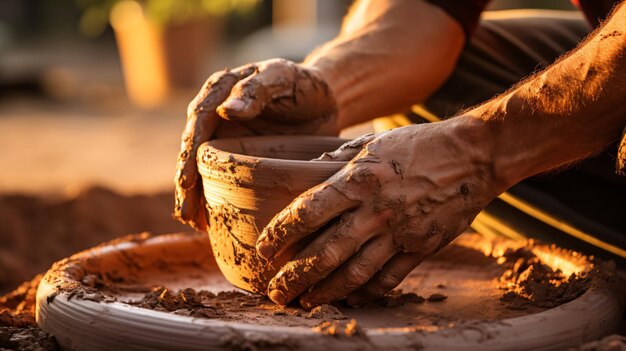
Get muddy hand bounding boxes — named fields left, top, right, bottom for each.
left=314, top=133, right=376, bottom=161
left=174, top=59, right=338, bottom=230
left=257, top=118, right=507, bottom=308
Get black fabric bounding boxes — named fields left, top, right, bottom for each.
left=419, top=10, right=626, bottom=240
left=424, top=11, right=591, bottom=118
left=425, top=0, right=490, bottom=40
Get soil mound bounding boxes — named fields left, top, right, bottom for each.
left=0, top=186, right=187, bottom=293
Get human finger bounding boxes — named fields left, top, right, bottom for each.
left=345, top=252, right=424, bottom=306
left=266, top=206, right=393, bottom=306
left=174, top=66, right=255, bottom=228
left=256, top=184, right=358, bottom=260
left=299, top=234, right=397, bottom=308
left=217, top=59, right=297, bottom=122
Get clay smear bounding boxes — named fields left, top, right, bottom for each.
left=125, top=286, right=426, bottom=323
left=39, top=232, right=604, bottom=330
left=33, top=232, right=624, bottom=351
left=129, top=288, right=266, bottom=319
left=197, top=136, right=347, bottom=294
left=496, top=247, right=591, bottom=309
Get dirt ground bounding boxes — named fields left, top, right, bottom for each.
left=0, top=186, right=188, bottom=294
left=0, top=186, right=188, bottom=350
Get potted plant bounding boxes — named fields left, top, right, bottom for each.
left=76, top=0, right=259, bottom=107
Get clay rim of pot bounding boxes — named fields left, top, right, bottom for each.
left=197, top=135, right=350, bottom=170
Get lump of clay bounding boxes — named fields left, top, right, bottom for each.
left=306, top=304, right=347, bottom=320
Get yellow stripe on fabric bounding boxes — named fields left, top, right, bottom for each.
left=372, top=104, right=626, bottom=259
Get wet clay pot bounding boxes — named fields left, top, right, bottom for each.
left=197, top=136, right=348, bottom=293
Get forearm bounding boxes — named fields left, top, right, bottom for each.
left=304, top=0, right=464, bottom=129
left=466, top=3, right=626, bottom=189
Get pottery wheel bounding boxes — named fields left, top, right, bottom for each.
left=36, top=232, right=623, bottom=351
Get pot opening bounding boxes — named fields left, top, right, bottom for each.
left=207, top=136, right=348, bottom=162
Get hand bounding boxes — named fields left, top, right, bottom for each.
left=174, top=59, right=339, bottom=230
left=256, top=117, right=506, bottom=308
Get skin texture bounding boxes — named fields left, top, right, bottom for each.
left=174, top=59, right=339, bottom=230
left=175, top=0, right=465, bottom=229
left=305, top=0, right=465, bottom=128
left=258, top=120, right=501, bottom=307
left=257, top=3, right=626, bottom=307
left=175, top=0, right=626, bottom=307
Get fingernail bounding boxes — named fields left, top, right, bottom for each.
left=256, top=241, right=275, bottom=259
left=269, top=289, right=287, bottom=305
left=221, top=98, right=246, bottom=111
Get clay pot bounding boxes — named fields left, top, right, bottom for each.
left=197, top=136, right=348, bottom=293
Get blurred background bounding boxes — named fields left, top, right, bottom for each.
left=0, top=0, right=576, bottom=195
left=0, top=0, right=577, bottom=292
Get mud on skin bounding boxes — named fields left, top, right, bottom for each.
left=259, top=123, right=501, bottom=307
left=174, top=58, right=340, bottom=230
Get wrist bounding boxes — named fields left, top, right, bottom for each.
left=448, top=114, right=514, bottom=195
left=303, top=57, right=354, bottom=130
left=463, top=93, right=557, bottom=192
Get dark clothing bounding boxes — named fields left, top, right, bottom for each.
left=425, top=0, right=620, bottom=38
left=416, top=10, right=626, bottom=255
left=425, top=0, right=489, bottom=38
left=424, top=11, right=591, bottom=118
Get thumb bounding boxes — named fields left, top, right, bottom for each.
left=217, top=59, right=297, bottom=122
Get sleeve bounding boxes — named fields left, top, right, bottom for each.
left=425, top=0, right=491, bottom=40
left=574, top=0, right=617, bottom=28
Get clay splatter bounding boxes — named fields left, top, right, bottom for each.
left=128, top=287, right=268, bottom=319
left=306, top=304, right=347, bottom=320
left=496, top=247, right=591, bottom=309
left=371, top=290, right=426, bottom=308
